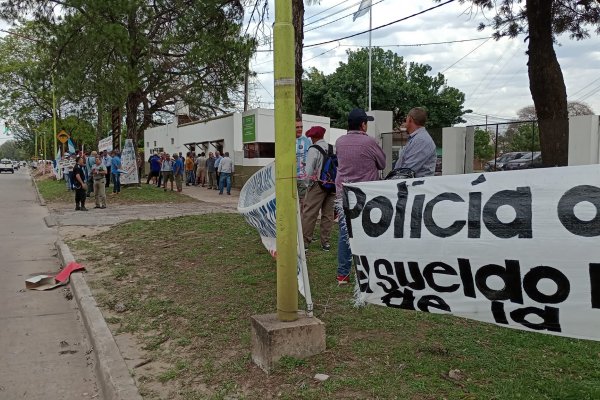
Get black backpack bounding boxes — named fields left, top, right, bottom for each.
left=309, top=144, right=337, bottom=193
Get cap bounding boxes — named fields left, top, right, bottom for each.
left=348, top=108, right=374, bottom=124
left=306, top=126, right=326, bottom=138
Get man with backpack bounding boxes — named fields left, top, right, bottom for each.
left=302, top=126, right=336, bottom=252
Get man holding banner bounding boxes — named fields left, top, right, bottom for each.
left=335, top=108, right=386, bottom=284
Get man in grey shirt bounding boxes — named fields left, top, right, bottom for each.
left=395, top=107, right=437, bottom=177
left=217, top=152, right=234, bottom=195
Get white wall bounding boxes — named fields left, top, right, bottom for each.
left=568, top=115, right=600, bottom=166
left=442, top=127, right=467, bottom=175
left=144, top=109, right=335, bottom=168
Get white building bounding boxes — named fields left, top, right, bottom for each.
left=144, top=108, right=395, bottom=187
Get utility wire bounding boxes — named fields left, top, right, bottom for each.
left=440, top=37, right=491, bottom=73
left=305, top=0, right=387, bottom=33
left=304, top=0, right=457, bottom=48
left=570, top=76, right=600, bottom=99
left=305, top=0, right=354, bottom=22
left=305, top=1, right=362, bottom=27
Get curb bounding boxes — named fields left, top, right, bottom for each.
left=30, top=172, right=46, bottom=206
left=55, top=240, right=143, bottom=400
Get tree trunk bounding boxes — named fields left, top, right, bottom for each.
left=526, top=0, right=569, bottom=167
left=292, top=0, right=304, bottom=121
left=125, top=91, right=139, bottom=146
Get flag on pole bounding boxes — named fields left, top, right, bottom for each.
left=353, top=0, right=372, bottom=21
left=68, top=138, right=76, bottom=154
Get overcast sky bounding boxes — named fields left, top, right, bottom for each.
left=247, top=0, right=600, bottom=127
left=1, top=1, right=599, bottom=144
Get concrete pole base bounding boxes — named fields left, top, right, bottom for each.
left=250, top=311, right=326, bottom=372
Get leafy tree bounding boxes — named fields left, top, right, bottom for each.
left=0, top=140, right=26, bottom=159
left=293, top=0, right=320, bottom=120
left=442, top=0, right=600, bottom=167
left=505, top=123, right=541, bottom=152
left=517, top=101, right=595, bottom=120
left=474, top=128, right=494, bottom=161
left=2, top=0, right=256, bottom=151
left=303, top=48, right=469, bottom=129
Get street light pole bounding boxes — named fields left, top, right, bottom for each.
left=273, top=0, right=298, bottom=322
left=52, top=74, right=58, bottom=158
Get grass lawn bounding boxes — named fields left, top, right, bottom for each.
left=69, top=214, right=600, bottom=400
left=36, top=177, right=197, bottom=205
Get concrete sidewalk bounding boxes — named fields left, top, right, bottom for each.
left=45, top=183, right=240, bottom=229
left=0, top=170, right=99, bottom=399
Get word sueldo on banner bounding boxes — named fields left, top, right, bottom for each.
left=343, top=165, right=600, bottom=341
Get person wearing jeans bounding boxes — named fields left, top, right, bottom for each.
left=334, top=108, right=385, bottom=285
left=111, top=150, right=122, bottom=194
left=217, top=152, right=234, bottom=195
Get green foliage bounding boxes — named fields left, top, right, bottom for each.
left=0, top=140, right=25, bottom=159
left=474, top=128, right=494, bottom=161
left=505, top=123, right=541, bottom=152
left=302, top=48, right=469, bottom=129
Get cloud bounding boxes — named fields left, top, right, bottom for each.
left=248, top=0, right=600, bottom=121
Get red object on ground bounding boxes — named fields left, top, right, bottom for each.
left=55, top=262, right=85, bottom=283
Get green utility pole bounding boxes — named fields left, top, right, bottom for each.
left=274, top=0, right=298, bottom=322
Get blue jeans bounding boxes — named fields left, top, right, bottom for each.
left=337, top=200, right=352, bottom=277
left=112, top=173, right=121, bottom=193
left=218, top=172, right=231, bottom=194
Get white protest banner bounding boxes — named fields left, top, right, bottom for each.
left=120, top=139, right=139, bottom=185
left=238, top=162, right=311, bottom=301
left=343, top=165, right=600, bottom=341
left=98, top=136, right=113, bottom=152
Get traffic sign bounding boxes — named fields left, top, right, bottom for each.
left=57, top=130, right=69, bottom=144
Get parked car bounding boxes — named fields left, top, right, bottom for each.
left=484, top=152, right=528, bottom=171
left=12, top=161, right=20, bottom=170
left=503, top=152, right=542, bottom=170
left=0, top=158, right=15, bottom=173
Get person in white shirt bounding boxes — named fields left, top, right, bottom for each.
left=217, top=152, right=234, bottom=195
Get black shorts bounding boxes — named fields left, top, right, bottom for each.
left=150, top=170, right=160, bottom=177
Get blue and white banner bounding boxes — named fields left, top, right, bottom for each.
left=121, top=139, right=139, bottom=185
left=353, top=0, right=372, bottom=21
left=238, top=163, right=310, bottom=299
left=344, top=165, right=600, bottom=341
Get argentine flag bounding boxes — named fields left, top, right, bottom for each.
left=353, top=0, right=372, bottom=21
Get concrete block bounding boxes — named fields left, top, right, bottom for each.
left=251, top=312, right=325, bottom=372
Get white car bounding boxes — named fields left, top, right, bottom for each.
left=0, top=159, right=15, bottom=173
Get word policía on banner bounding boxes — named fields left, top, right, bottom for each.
left=343, top=165, right=600, bottom=341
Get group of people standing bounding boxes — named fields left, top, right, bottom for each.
left=146, top=150, right=234, bottom=195
left=65, top=149, right=122, bottom=211
left=296, top=107, right=436, bottom=285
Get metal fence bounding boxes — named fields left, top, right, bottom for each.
left=469, top=120, right=541, bottom=172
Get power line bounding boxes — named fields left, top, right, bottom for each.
left=305, top=0, right=354, bottom=22
left=440, top=37, right=491, bottom=73
left=338, top=36, right=490, bottom=48
left=304, top=0, right=457, bottom=49
left=254, top=44, right=342, bottom=75
left=305, top=1, right=362, bottom=27
left=570, top=76, right=600, bottom=99
left=305, top=0, right=388, bottom=33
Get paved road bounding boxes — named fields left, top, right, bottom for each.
left=0, top=169, right=99, bottom=399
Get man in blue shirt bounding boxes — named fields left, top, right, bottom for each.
left=172, top=153, right=184, bottom=192
left=296, top=119, right=311, bottom=211
left=146, top=153, right=161, bottom=185
left=395, top=107, right=436, bottom=177
left=111, top=150, right=122, bottom=194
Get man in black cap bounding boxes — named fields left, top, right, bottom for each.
left=334, top=108, right=386, bottom=284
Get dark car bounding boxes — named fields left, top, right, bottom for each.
left=484, top=152, right=527, bottom=171
left=503, top=152, right=542, bottom=170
